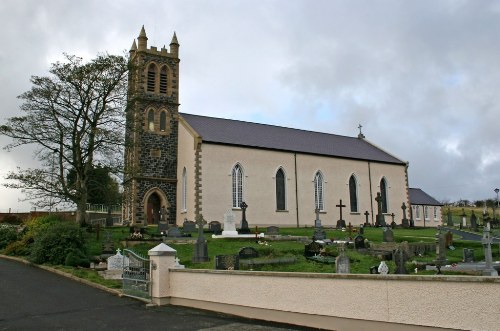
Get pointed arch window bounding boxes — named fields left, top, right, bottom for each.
left=314, top=171, right=324, bottom=211
left=181, top=167, right=187, bottom=211
left=232, top=164, right=243, bottom=208
left=147, top=109, right=155, bottom=131
left=380, top=178, right=388, bottom=213
left=159, top=66, right=167, bottom=94
left=349, top=175, right=358, bottom=212
left=160, top=111, right=167, bottom=132
left=276, top=168, right=286, bottom=211
left=147, top=64, right=157, bottom=92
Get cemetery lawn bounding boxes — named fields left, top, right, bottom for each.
left=83, top=226, right=489, bottom=280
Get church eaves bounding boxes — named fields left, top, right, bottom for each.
left=180, top=113, right=406, bottom=165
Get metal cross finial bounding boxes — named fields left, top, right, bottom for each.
left=358, top=124, right=363, bottom=135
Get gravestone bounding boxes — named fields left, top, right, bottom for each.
left=364, top=210, right=372, bottom=226
left=101, top=231, right=115, bottom=257
left=359, top=224, right=365, bottom=235
left=183, top=220, right=196, bottom=232
left=434, top=227, right=448, bottom=267
left=463, top=248, right=474, bottom=263
left=390, top=213, right=397, bottom=229
left=192, top=214, right=209, bottom=263
left=266, top=226, right=280, bottom=236
left=369, top=266, right=379, bottom=274
left=445, top=231, right=453, bottom=248
left=215, top=255, right=239, bottom=270
left=107, top=249, right=125, bottom=270
left=375, top=193, right=386, bottom=227
left=158, top=221, right=169, bottom=234
left=167, top=227, right=182, bottom=237
left=461, top=209, right=467, bottom=228
left=482, top=226, right=498, bottom=276
left=335, top=245, right=350, bottom=274
left=304, top=241, right=322, bottom=257
left=383, top=227, right=394, bottom=242
left=223, top=209, right=236, bottom=234
left=354, top=235, right=365, bottom=249
left=335, top=254, right=350, bottom=274
left=222, top=209, right=238, bottom=235
left=209, top=221, right=222, bottom=235
left=470, top=211, right=478, bottom=232
left=336, top=200, right=347, bottom=229
left=239, top=201, right=251, bottom=234
left=393, top=248, right=408, bottom=274
left=364, top=211, right=371, bottom=226
left=313, top=208, right=326, bottom=240
left=238, top=247, right=259, bottom=259
left=401, top=203, right=409, bottom=228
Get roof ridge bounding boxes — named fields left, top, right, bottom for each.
left=179, top=112, right=357, bottom=140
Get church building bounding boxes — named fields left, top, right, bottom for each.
left=122, top=27, right=411, bottom=227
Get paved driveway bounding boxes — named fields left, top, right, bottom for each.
left=0, top=258, right=316, bottom=331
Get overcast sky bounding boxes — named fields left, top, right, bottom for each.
left=1, top=0, right=500, bottom=211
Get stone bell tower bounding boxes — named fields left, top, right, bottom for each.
left=123, top=26, right=180, bottom=225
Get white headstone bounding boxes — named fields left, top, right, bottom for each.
left=174, top=256, right=185, bottom=269
left=107, top=249, right=125, bottom=270
left=378, top=261, right=389, bottom=275
left=222, top=209, right=238, bottom=236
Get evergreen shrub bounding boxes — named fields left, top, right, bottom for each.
left=0, top=224, right=19, bottom=249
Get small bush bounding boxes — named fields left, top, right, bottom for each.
left=30, top=222, right=87, bottom=265
left=3, top=238, right=32, bottom=256
left=64, top=248, right=90, bottom=267
left=0, top=224, right=19, bottom=249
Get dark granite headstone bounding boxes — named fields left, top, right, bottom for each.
left=463, top=248, right=474, bottom=263
left=158, top=221, right=169, bottom=234
left=354, top=235, right=365, bottom=249
left=239, top=201, right=251, bottom=234
left=101, top=231, right=115, bottom=255
left=266, top=226, right=280, bottom=235
left=336, top=219, right=347, bottom=229
left=383, top=227, right=394, bottom=242
left=105, top=207, right=113, bottom=227
left=470, top=211, right=478, bottom=232
left=364, top=211, right=371, bottom=226
left=167, top=227, right=182, bottom=237
left=215, top=255, right=240, bottom=270
left=369, top=266, right=379, bottom=274
left=359, top=224, right=365, bottom=235
left=183, top=220, right=196, bottom=232
left=304, top=241, right=322, bottom=257
left=209, top=221, right=222, bottom=235
left=192, top=215, right=209, bottom=263
left=401, top=203, right=409, bottom=228
left=238, top=247, right=259, bottom=259
left=393, top=248, right=408, bottom=274
left=336, top=200, right=347, bottom=229
left=375, top=193, right=386, bottom=227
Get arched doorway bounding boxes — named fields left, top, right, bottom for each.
left=147, top=192, right=161, bottom=224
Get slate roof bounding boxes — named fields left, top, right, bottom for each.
left=409, top=188, right=442, bottom=206
left=180, top=113, right=405, bottom=165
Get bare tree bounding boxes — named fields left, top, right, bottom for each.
left=0, top=53, right=128, bottom=224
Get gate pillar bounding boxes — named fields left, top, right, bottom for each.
left=148, top=243, right=177, bottom=305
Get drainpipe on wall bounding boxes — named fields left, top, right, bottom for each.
left=294, top=153, right=299, bottom=228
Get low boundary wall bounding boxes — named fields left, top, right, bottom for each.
left=149, top=244, right=500, bottom=331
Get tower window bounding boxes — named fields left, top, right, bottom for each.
left=148, top=109, right=155, bottom=131
left=159, top=67, right=167, bottom=94
left=147, top=64, right=157, bottom=92
left=160, top=111, right=167, bottom=131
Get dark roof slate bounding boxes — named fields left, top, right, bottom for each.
left=409, top=188, right=442, bottom=206
left=180, top=113, right=405, bottom=165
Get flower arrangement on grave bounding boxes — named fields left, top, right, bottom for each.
left=130, top=231, right=143, bottom=239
